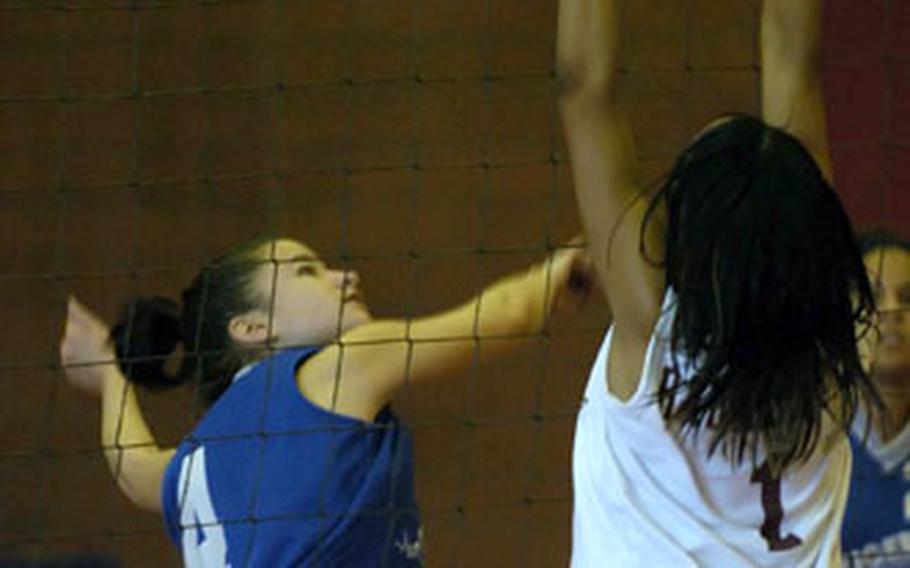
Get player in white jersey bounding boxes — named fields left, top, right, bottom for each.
left=842, top=232, right=910, bottom=566
left=556, top=0, right=877, bottom=565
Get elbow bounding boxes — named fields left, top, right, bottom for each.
left=554, top=64, right=582, bottom=98
left=760, top=49, right=823, bottom=95
left=115, top=474, right=162, bottom=513
left=555, top=60, right=618, bottom=103
left=106, top=449, right=166, bottom=513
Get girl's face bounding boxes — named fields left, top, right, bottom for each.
left=864, top=247, right=910, bottom=382
left=249, top=239, right=372, bottom=348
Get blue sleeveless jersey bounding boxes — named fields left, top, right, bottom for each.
left=842, top=423, right=910, bottom=567
left=161, top=348, right=423, bottom=567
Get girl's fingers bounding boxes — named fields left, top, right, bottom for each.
left=71, top=299, right=97, bottom=326
left=67, top=296, right=109, bottom=334
left=67, top=295, right=85, bottom=318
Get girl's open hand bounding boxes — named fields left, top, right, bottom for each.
left=60, top=296, right=119, bottom=396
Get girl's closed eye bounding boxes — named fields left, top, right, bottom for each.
left=297, top=263, right=319, bottom=277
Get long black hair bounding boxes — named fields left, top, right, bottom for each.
left=643, top=115, right=877, bottom=468
left=111, top=238, right=271, bottom=406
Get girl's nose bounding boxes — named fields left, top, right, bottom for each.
left=337, top=269, right=360, bottom=289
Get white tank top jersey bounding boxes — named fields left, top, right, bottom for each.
left=571, top=291, right=852, bottom=567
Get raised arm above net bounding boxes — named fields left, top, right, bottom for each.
left=761, top=0, right=834, bottom=184
left=556, top=0, right=665, bottom=399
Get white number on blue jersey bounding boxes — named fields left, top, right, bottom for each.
left=177, top=446, right=231, bottom=568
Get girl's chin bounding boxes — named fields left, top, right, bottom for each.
left=341, top=311, right=373, bottom=331
left=350, top=303, right=373, bottom=319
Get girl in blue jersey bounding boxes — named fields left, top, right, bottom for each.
left=843, top=232, right=910, bottom=566
left=59, top=237, right=591, bottom=567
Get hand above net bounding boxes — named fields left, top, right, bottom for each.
left=60, top=296, right=119, bottom=397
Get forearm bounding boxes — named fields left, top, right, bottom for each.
left=762, top=0, right=822, bottom=66
left=761, top=0, right=832, bottom=181
left=556, top=0, right=662, bottom=333
left=556, top=0, right=637, bottom=253
left=405, top=257, right=562, bottom=345
left=556, top=0, right=622, bottom=96
left=329, top=260, right=560, bottom=414
left=477, top=261, right=555, bottom=338
left=100, top=369, right=173, bottom=511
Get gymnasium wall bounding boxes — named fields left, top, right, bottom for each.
left=826, top=0, right=908, bottom=231
left=0, top=1, right=904, bottom=566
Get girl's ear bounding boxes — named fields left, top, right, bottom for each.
left=227, top=311, right=271, bottom=345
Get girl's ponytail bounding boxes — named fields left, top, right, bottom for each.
left=111, top=297, right=188, bottom=389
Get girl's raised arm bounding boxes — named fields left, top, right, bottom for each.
left=556, top=0, right=664, bottom=399
left=761, top=0, right=833, bottom=183
left=60, top=297, right=174, bottom=512
left=300, top=246, right=594, bottom=421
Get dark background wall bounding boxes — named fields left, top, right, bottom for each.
left=0, top=1, right=904, bottom=566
